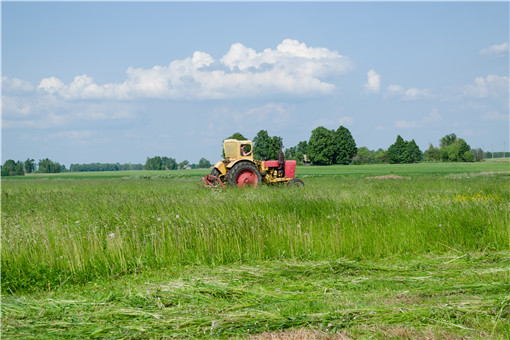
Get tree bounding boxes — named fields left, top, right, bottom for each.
left=402, top=139, right=422, bottom=163
left=162, top=157, right=177, bottom=170
left=24, top=158, right=36, bottom=173
left=387, top=136, right=407, bottom=164
left=197, top=158, right=212, bottom=168
left=307, top=126, right=336, bottom=165
left=333, top=126, right=357, bottom=165
left=440, top=137, right=472, bottom=162
left=145, top=156, right=162, bottom=170
left=284, top=141, right=308, bottom=162
left=387, top=136, right=422, bottom=164
left=178, top=160, right=190, bottom=169
left=424, top=144, right=441, bottom=161
left=471, top=148, right=485, bottom=162
left=373, top=149, right=388, bottom=163
left=440, top=133, right=457, bottom=148
left=1, top=160, right=25, bottom=176
left=37, top=158, right=62, bottom=173
left=253, top=130, right=282, bottom=160
left=352, top=147, right=373, bottom=164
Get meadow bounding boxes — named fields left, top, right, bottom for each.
left=1, top=160, right=509, bottom=339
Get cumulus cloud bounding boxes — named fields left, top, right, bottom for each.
left=480, top=42, right=509, bottom=56
left=364, top=70, right=381, bottom=94
left=2, top=76, right=34, bottom=93
left=464, top=74, right=509, bottom=99
left=36, top=39, right=352, bottom=100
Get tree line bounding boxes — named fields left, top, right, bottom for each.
left=226, top=128, right=489, bottom=166
left=0, top=130, right=500, bottom=176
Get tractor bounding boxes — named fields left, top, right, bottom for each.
left=206, top=139, right=304, bottom=188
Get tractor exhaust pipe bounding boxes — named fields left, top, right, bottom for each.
left=278, top=141, right=285, bottom=177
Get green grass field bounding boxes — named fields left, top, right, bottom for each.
left=2, top=160, right=509, bottom=339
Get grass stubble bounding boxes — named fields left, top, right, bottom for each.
left=1, top=162, right=509, bottom=338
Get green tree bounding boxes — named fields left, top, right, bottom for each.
left=402, top=140, right=422, bottom=163
left=424, top=144, right=441, bottom=161
left=387, top=136, right=422, bottom=164
left=284, top=141, right=308, bottom=162
left=333, top=126, right=357, bottom=165
left=1, top=160, right=25, bottom=176
left=307, top=126, right=336, bottom=165
left=197, top=158, right=211, bottom=169
left=24, top=158, right=36, bottom=173
left=387, top=135, right=407, bottom=164
left=253, top=130, right=282, bottom=160
left=162, top=157, right=177, bottom=170
left=352, top=147, right=373, bottom=164
left=440, top=133, right=457, bottom=148
left=37, top=158, right=62, bottom=173
left=145, top=156, right=163, bottom=170
left=178, top=160, right=190, bottom=169
left=373, top=149, right=388, bottom=163
left=440, top=138, right=472, bottom=162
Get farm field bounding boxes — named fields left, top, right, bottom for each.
left=1, top=160, right=509, bottom=339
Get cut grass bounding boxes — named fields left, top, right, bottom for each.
left=2, top=252, right=509, bottom=339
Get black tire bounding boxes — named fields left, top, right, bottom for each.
left=210, top=168, right=224, bottom=181
left=287, top=178, right=304, bottom=187
left=227, top=162, right=262, bottom=188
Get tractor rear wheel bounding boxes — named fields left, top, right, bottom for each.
left=227, top=162, right=262, bottom=188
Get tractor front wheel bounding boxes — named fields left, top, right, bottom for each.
left=227, top=162, right=262, bottom=188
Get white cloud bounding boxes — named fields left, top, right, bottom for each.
left=2, top=76, right=34, bottom=93
left=2, top=95, right=137, bottom=130
left=37, top=39, right=352, bottom=100
left=37, top=77, right=64, bottom=94
left=480, top=42, right=509, bottom=56
left=464, top=74, right=509, bottom=99
left=364, top=70, right=381, bottom=94
left=385, top=84, right=432, bottom=100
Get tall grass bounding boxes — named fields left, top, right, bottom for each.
left=2, top=170, right=508, bottom=292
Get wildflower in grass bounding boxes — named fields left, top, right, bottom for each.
left=108, top=233, right=115, bottom=238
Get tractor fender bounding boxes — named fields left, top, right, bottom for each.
left=226, top=159, right=256, bottom=170
left=213, top=161, right=227, bottom=175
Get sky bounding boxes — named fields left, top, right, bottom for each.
left=2, top=1, right=509, bottom=166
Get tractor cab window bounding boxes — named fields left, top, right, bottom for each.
left=241, top=144, right=252, bottom=156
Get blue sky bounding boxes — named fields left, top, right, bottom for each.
left=2, top=2, right=509, bottom=165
